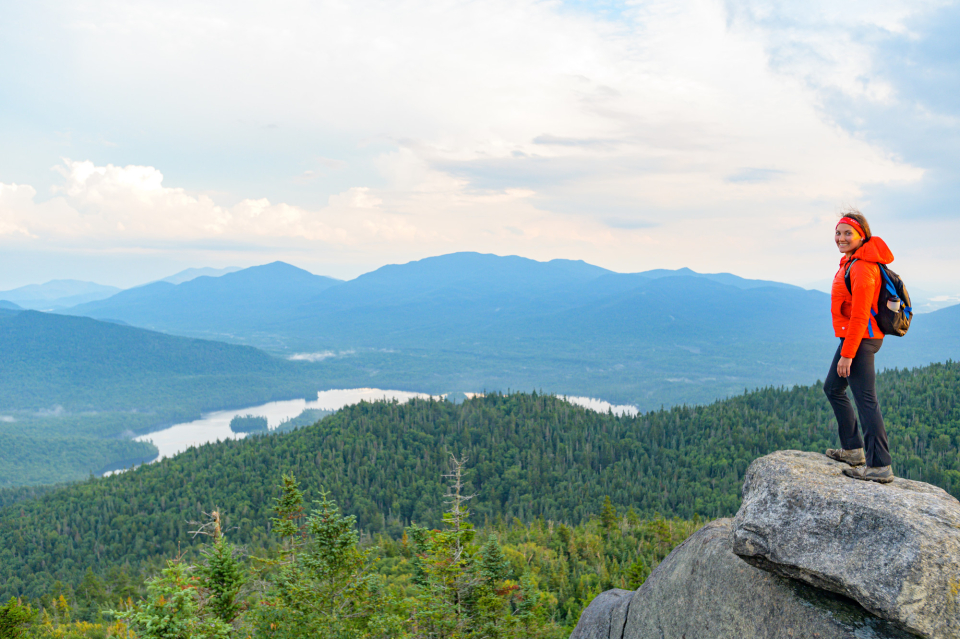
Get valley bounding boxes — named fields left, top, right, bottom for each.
left=4, top=254, right=959, bottom=489
left=54, top=254, right=960, bottom=410
left=2, top=256, right=959, bottom=636
left=3, top=361, right=958, bottom=603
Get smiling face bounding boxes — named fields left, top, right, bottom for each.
left=835, top=223, right=862, bottom=256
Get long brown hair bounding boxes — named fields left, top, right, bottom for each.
left=839, top=208, right=872, bottom=240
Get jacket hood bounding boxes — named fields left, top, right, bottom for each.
left=847, top=236, right=894, bottom=265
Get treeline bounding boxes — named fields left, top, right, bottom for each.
left=2, top=361, right=958, bottom=600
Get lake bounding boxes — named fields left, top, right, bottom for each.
left=560, top=395, right=639, bottom=417
left=119, top=389, right=640, bottom=470
left=135, top=388, right=434, bottom=462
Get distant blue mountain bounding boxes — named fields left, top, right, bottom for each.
left=159, top=266, right=241, bottom=285
left=66, top=262, right=342, bottom=342
left=0, top=300, right=21, bottom=311
left=62, top=252, right=958, bottom=409
left=634, top=267, right=801, bottom=290
left=879, top=301, right=960, bottom=369
left=305, top=253, right=612, bottom=310
left=0, top=280, right=120, bottom=310
left=285, top=253, right=825, bottom=347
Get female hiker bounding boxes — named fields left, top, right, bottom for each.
left=823, top=210, right=895, bottom=483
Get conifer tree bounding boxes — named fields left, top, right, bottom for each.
left=468, top=535, right=516, bottom=638
left=254, top=481, right=402, bottom=639
left=117, top=558, right=231, bottom=639
left=600, top=496, right=618, bottom=532
left=195, top=511, right=246, bottom=625
left=75, top=567, right=108, bottom=621
left=0, top=597, right=35, bottom=639
left=406, top=455, right=557, bottom=639
left=271, top=473, right=306, bottom=557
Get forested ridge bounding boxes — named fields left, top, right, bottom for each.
left=2, top=361, right=958, bottom=603
left=0, top=310, right=343, bottom=486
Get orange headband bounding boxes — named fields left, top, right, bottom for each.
left=836, top=216, right=865, bottom=238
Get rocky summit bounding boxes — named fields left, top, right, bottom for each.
left=571, top=449, right=960, bottom=639
left=571, top=519, right=912, bottom=639
left=733, top=450, right=960, bottom=639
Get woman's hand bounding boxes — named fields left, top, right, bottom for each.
left=837, top=356, right=853, bottom=378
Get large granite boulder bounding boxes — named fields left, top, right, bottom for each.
left=570, top=519, right=912, bottom=639
left=732, top=450, right=960, bottom=639
left=568, top=589, right=632, bottom=639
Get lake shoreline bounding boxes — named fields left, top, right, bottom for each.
left=101, top=389, right=641, bottom=476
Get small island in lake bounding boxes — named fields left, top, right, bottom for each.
left=229, top=414, right=268, bottom=433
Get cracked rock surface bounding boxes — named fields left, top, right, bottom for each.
left=570, top=519, right=912, bottom=639
left=732, top=450, right=960, bottom=639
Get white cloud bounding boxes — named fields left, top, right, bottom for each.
left=2, top=159, right=573, bottom=251
left=0, top=0, right=951, bottom=287
left=0, top=184, right=38, bottom=238
left=726, top=0, right=951, bottom=103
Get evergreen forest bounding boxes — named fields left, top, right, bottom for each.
left=1, top=471, right=699, bottom=637
left=1, top=360, right=958, bottom=616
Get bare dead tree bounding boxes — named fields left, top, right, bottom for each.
left=442, top=453, right=477, bottom=617
left=188, top=509, right=223, bottom=540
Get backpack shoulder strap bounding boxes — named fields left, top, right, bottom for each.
left=843, top=258, right=858, bottom=294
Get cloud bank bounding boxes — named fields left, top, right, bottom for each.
left=0, top=0, right=955, bottom=289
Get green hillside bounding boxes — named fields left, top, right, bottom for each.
left=3, top=360, right=958, bottom=600
left=0, top=310, right=358, bottom=486
left=0, top=310, right=315, bottom=414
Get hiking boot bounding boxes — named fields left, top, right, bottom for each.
left=825, top=448, right=865, bottom=467
left=842, top=465, right=894, bottom=484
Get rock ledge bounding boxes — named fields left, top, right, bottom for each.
left=571, top=518, right=912, bottom=638
left=732, top=450, right=960, bottom=639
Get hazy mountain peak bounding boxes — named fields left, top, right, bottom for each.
left=0, top=279, right=121, bottom=302
left=355, top=251, right=612, bottom=287
left=64, top=260, right=342, bottom=331
left=216, top=261, right=341, bottom=285
left=634, top=267, right=799, bottom=290
left=160, top=266, right=241, bottom=285
left=0, top=279, right=122, bottom=310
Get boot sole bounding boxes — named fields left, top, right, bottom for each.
left=842, top=470, right=894, bottom=484
left=825, top=453, right=866, bottom=467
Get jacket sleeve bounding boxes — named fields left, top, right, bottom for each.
left=841, top=261, right=878, bottom=359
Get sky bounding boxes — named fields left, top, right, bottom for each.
left=1, top=0, right=958, bottom=293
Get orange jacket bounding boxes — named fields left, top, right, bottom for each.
left=831, top=236, right=894, bottom=358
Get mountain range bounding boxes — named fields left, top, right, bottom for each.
left=60, top=252, right=960, bottom=409
left=0, top=267, right=245, bottom=311
left=67, top=262, right=341, bottom=349
left=0, top=279, right=121, bottom=310
left=159, top=266, right=241, bottom=284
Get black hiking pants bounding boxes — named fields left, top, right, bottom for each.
left=823, top=338, right=891, bottom=468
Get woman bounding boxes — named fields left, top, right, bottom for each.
left=823, top=210, right=895, bottom=483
